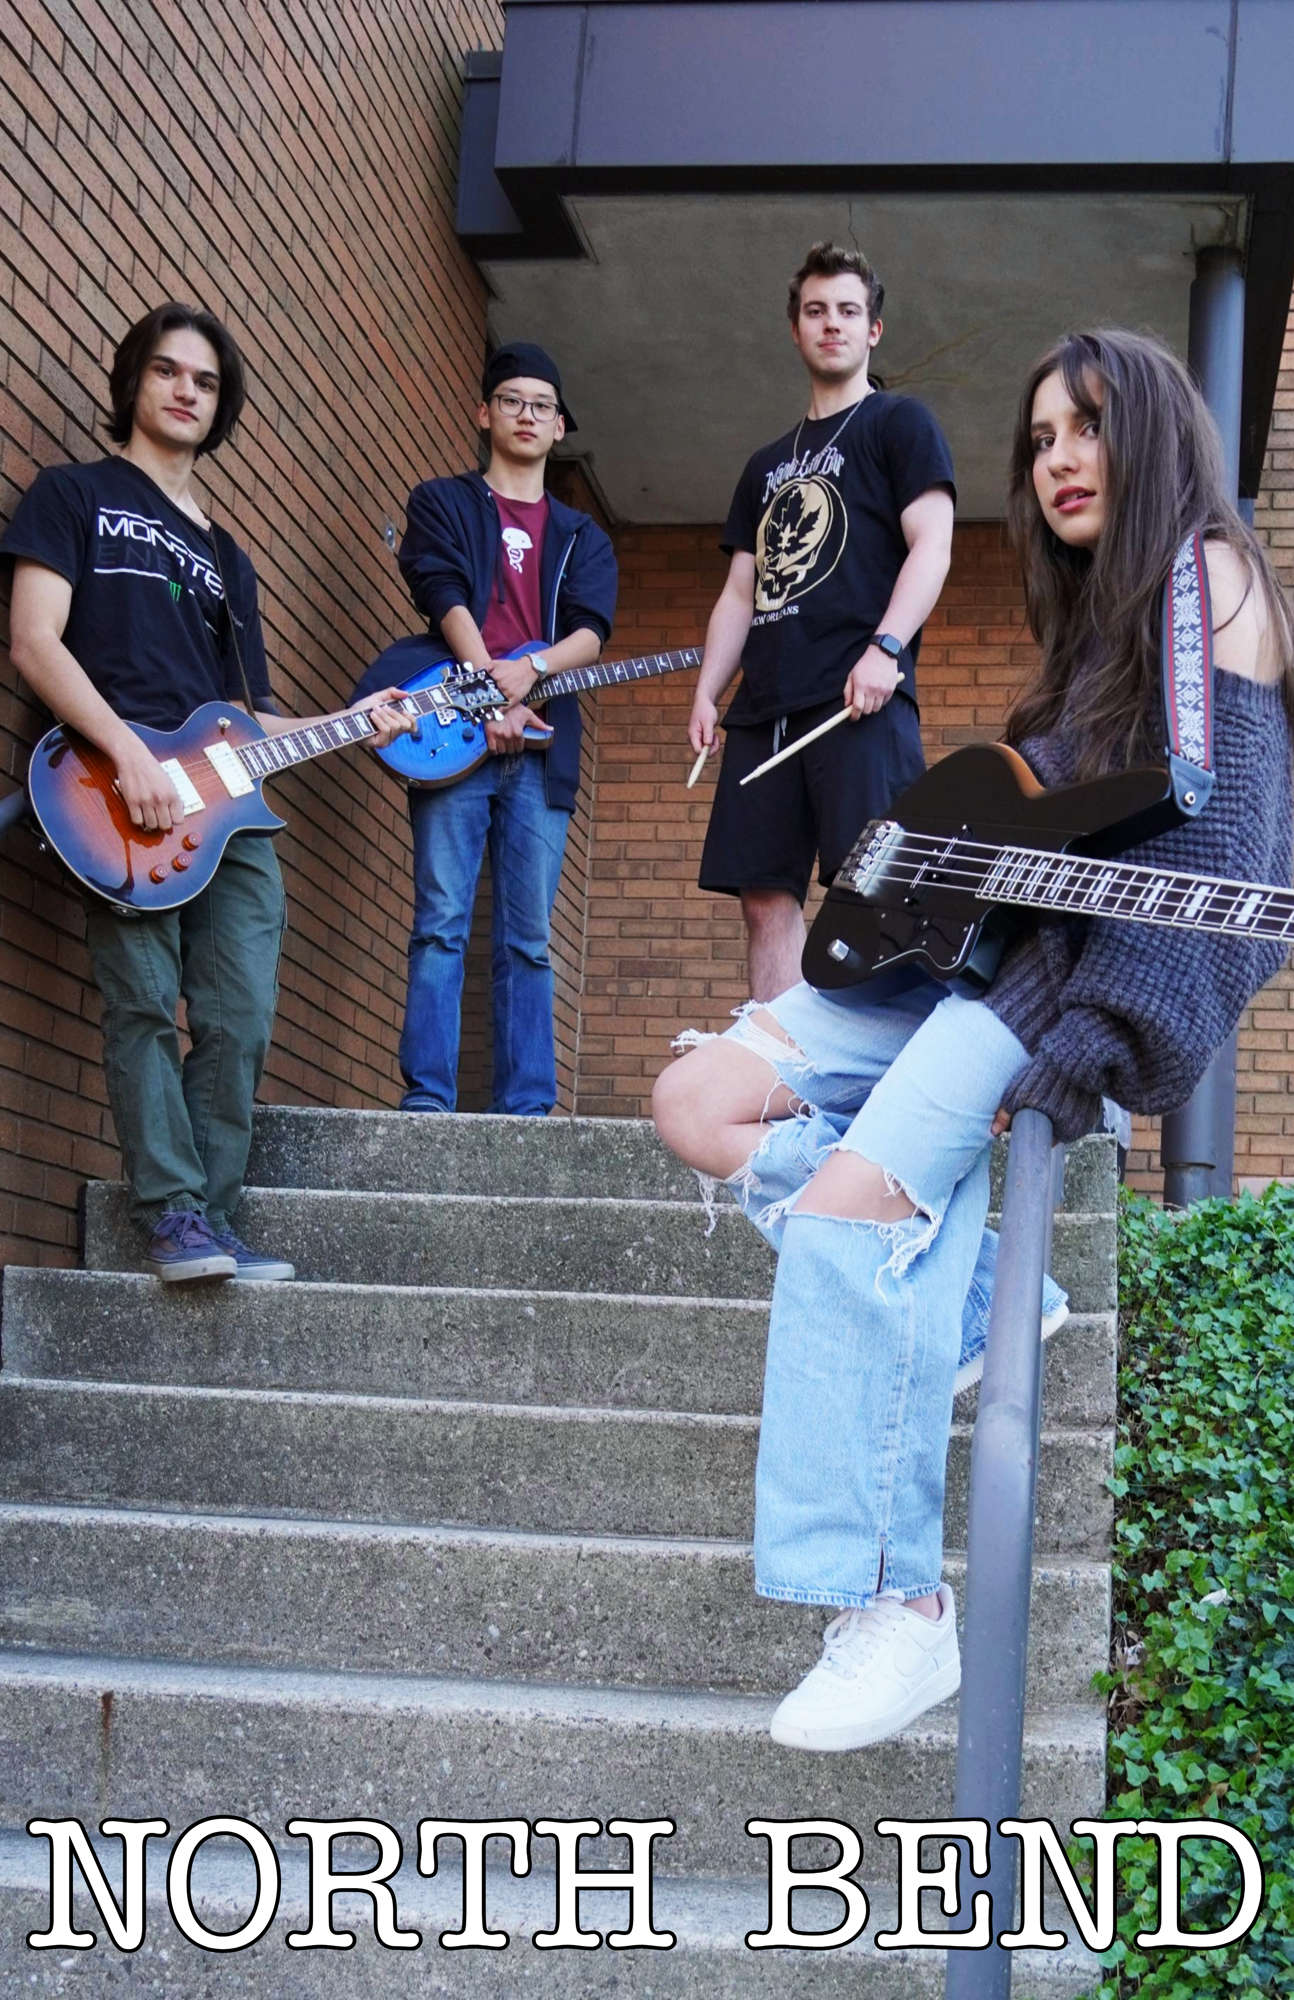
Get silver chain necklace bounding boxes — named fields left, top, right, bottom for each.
left=791, top=390, right=868, bottom=469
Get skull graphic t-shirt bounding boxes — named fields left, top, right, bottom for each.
left=481, top=491, right=550, bottom=658
left=720, top=393, right=954, bottom=726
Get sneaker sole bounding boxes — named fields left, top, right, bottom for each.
left=229, top=1266, right=296, bottom=1283
left=769, top=1658, right=962, bottom=1753
left=952, top=1303, right=1069, bottom=1398
left=149, top=1255, right=238, bottom=1283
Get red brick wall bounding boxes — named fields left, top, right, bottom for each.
left=0, top=0, right=505, bottom=1265
left=585, top=516, right=1294, bottom=1195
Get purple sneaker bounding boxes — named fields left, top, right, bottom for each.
left=146, top=1210, right=237, bottom=1283
left=208, top=1228, right=295, bottom=1283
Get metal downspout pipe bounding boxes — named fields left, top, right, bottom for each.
left=1161, top=244, right=1246, bottom=1207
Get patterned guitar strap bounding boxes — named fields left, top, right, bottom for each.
left=1161, top=533, right=1216, bottom=817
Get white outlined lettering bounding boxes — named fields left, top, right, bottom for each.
left=531, top=1818, right=676, bottom=1949
left=745, top=1818, right=868, bottom=1949
left=418, top=1819, right=531, bottom=1950
left=1135, top=1819, right=1265, bottom=1949
left=165, top=1818, right=280, bottom=1952
left=285, top=1819, right=419, bottom=1950
left=874, top=1819, right=992, bottom=1948
left=26, top=1817, right=167, bottom=1951
left=999, top=1817, right=1133, bottom=1950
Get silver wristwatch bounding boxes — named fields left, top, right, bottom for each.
left=527, top=652, right=550, bottom=679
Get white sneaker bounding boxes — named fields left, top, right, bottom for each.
left=769, top=1583, right=961, bottom=1751
left=953, top=1301, right=1069, bottom=1398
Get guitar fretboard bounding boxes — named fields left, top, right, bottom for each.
left=844, top=822, right=1294, bottom=945
left=543, top=648, right=702, bottom=701
left=235, top=703, right=385, bottom=779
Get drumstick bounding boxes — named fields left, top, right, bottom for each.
left=740, top=680, right=903, bottom=786
left=686, top=746, right=710, bottom=789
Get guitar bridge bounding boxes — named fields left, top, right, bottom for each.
left=841, top=819, right=904, bottom=896
left=159, top=759, right=207, bottom=815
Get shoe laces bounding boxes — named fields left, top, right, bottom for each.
left=209, top=1227, right=250, bottom=1257
left=156, top=1211, right=212, bottom=1251
left=817, top=1602, right=910, bottom=1681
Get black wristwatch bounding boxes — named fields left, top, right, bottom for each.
left=871, top=632, right=904, bottom=661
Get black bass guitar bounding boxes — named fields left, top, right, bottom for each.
left=803, top=742, right=1293, bottom=993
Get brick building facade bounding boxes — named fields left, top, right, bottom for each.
left=3, top=4, right=1292, bottom=1267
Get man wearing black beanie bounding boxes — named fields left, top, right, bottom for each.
left=395, top=344, right=617, bottom=1114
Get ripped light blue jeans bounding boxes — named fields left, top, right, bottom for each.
left=717, top=976, right=1040, bottom=1608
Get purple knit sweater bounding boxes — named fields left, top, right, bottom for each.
left=984, top=671, right=1293, bottom=1141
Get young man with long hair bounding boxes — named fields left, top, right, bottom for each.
left=655, top=328, right=1292, bottom=1751
left=3, top=304, right=407, bottom=1280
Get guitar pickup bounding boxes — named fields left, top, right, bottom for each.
left=159, top=758, right=207, bottom=815
left=203, top=741, right=253, bottom=798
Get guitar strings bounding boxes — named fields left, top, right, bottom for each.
left=840, top=830, right=1294, bottom=936
left=94, top=650, right=704, bottom=796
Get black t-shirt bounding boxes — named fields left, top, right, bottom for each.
left=0, top=456, right=270, bottom=730
left=721, top=392, right=955, bottom=725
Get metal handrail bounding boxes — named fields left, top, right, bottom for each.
left=944, top=1108, right=1061, bottom=2000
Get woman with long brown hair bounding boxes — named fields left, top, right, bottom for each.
left=652, top=327, right=1293, bottom=1753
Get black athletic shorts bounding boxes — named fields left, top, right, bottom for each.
left=698, top=694, right=926, bottom=902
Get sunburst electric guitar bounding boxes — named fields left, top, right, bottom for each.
left=802, top=742, right=1294, bottom=993
left=22, top=676, right=502, bottom=915
left=24, top=638, right=705, bottom=914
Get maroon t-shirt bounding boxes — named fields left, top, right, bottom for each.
left=481, top=492, right=550, bottom=657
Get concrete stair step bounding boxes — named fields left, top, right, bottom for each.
left=81, top=1184, right=1117, bottom=1311
left=0, top=1829, right=1102, bottom=1994
left=0, top=1649, right=1106, bottom=1880
left=0, top=1501, right=1109, bottom=1708
left=0, top=1380, right=1114, bottom=1556
left=0, top=1268, right=1119, bottom=1427
left=245, top=1106, right=1116, bottom=1210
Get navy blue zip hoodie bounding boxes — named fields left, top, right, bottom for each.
left=395, top=470, right=616, bottom=812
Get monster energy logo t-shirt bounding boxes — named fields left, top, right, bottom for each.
left=0, top=456, right=271, bottom=729
left=720, top=392, right=954, bottom=726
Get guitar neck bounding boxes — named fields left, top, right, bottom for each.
left=849, top=823, right=1294, bottom=946
left=233, top=647, right=704, bottom=782
left=231, top=687, right=444, bottom=784
left=540, top=648, right=703, bottom=701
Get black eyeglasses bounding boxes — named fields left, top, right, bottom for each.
left=492, top=392, right=560, bottom=422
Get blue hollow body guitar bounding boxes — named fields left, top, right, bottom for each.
left=367, top=635, right=702, bottom=788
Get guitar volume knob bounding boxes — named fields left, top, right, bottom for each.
left=149, top=864, right=168, bottom=883
left=827, top=938, right=851, bottom=963
left=182, top=834, right=200, bottom=850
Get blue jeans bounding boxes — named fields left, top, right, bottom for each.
left=714, top=1099, right=1065, bottom=1376
left=720, top=977, right=1036, bottom=1607
left=400, top=754, right=569, bottom=1115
